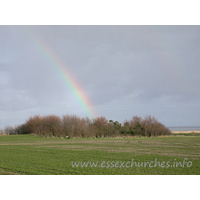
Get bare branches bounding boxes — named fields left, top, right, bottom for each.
left=13, top=114, right=171, bottom=137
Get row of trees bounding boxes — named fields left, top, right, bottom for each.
left=4, top=114, right=171, bottom=137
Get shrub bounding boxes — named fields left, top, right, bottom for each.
left=41, top=115, right=63, bottom=137
left=122, top=115, right=171, bottom=137
left=4, top=126, right=16, bottom=135
left=15, top=124, right=30, bottom=134
left=142, top=115, right=171, bottom=137
left=93, top=117, right=109, bottom=137
left=108, top=120, right=121, bottom=136
left=24, top=115, right=43, bottom=135
left=13, top=114, right=171, bottom=138
left=62, top=115, right=89, bottom=137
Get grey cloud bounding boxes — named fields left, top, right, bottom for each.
left=0, top=25, right=200, bottom=128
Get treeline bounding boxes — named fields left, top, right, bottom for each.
left=3, top=114, right=171, bottom=137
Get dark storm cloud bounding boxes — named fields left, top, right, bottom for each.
left=0, top=25, right=200, bottom=127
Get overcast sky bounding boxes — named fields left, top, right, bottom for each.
left=0, top=25, right=200, bottom=128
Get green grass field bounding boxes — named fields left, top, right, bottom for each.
left=0, top=134, right=199, bottom=175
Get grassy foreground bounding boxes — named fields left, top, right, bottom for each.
left=0, top=135, right=199, bottom=175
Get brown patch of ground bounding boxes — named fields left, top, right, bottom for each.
left=172, top=131, right=200, bottom=133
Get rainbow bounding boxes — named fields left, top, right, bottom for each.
left=24, top=28, right=97, bottom=119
